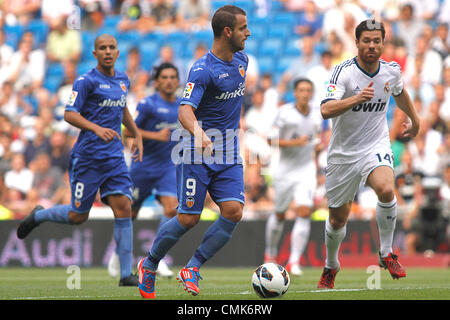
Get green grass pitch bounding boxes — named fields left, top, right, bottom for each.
left=1, top=267, right=449, bottom=300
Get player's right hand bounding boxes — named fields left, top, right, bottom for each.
left=157, top=128, right=171, bottom=142
left=95, top=127, right=120, bottom=143
left=358, top=81, right=374, bottom=102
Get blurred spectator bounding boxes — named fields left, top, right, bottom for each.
left=153, top=45, right=186, bottom=84
left=329, top=35, right=353, bottom=66
left=0, top=81, right=20, bottom=119
left=430, top=23, right=450, bottom=60
left=437, top=0, right=450, bottom=25
left=244, top=87, right=272, bottom=165
left=408, top=0, right=439, bottom=21
left=29, top=151, right=66, bottom=206
left=403, top=176, right=448, bottom=255
left=23, top=117, right=52, bottom=165
left=440, top=66, right=450, bottom=122
left=280, top=0, right=308, bottom=12
left=46, top=16, right=82, bottom=63
left=380, top=39, right=407, bottom=72
left=408, top=118, right=443, bottom=178
left=405, top=35, right=443, bottom=86
left=437, top=132, right=450, bottom=175
left=293, top=0, right=323, bottom=42
left=79, top=0, right=112, bottom=30
left=395, top=3, right=425, bottom=56
left=440, top=164, right=450, bottom=218
left=321, top=0, right=367, bottom=40
left=1, top=0, right=40, bottom=26
left=4, top=32, right=46, bottom=91
left=117, top=0, right=152, bottom=33
left=4, top=152, right=33, bottom=195
left=41, top=0, right=74, bottom=26
left=176, top=0, right=211, bottom=32
left=307, top=50, right=333, bottom=111
left=49, top=130, right=71, bottom=173
left=244, top=162, right=273, bottom=219
left=0, top=29, right=14, bottom=76
left=0, top=132, right=14, bottom=175
left=50, top=59, right=79, bottom=118
left=125, top=47, right=149, bottom=93
left=259, top=73, right=279, bottom=120
left=394, top=150, right=424, bottom=217
left=186, top=42, right=208, bottom=73
left=277, top=36, right=320, bottom=96
left=149, top=0, right=178, bottom=33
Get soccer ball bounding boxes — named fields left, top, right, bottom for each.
left=251, top=263, right=290, bottom=298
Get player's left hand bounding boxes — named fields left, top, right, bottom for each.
left=131, top=133, right=143, bottom=162
left=399, top=118, right=419, bottom=139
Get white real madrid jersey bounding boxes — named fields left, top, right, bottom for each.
left=321, top=57, right=404, bottom=164
left=271, top=103, right=320, bottom=178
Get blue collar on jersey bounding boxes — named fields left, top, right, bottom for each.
left=354, top=56, right=380, bottom=78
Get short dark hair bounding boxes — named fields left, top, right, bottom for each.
left=211, top=5, right=246, bottom=38
left=355, top=19, right=385, bottom=41
left=152, top=62, right=179, bottom=80
left=293, top=78, right=314, bottom=91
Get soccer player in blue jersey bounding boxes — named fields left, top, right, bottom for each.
left=108, top=62, right=181, bottom=278
left=137, top=5, right=251, bottom=298
left=17, top=34, right=144, bottom=286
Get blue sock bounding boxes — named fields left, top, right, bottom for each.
left=114, top=218, right=133, bottom=279
left=159, top=214, right=171, bottom=229
left=34, top=205, right=70, bottom=224
left=186, top=215, right=238, bottom=269
left=144, top=216, right=187, bottom=271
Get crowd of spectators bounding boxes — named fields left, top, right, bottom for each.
left=0, top=0, right=449, bottom=254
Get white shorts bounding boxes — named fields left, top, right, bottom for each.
left=273, top=165, right=317, bottom=213
left=325, top=145, right=394, bottom=208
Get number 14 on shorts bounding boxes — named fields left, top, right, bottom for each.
left=375, top=152, right=393, bottom=165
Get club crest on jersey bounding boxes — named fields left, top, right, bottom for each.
left=186, top=196, right=195, bottom=208
left=239, top=64, right=245, bottom=77
left=384, top=82, right=390, bottom=93
left=184, top=82, right=195, bottom=99
left=74, top=200, right=81, bottom=208
left=120, top=81, right=127, bottom=92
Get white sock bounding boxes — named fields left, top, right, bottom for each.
left=288, top=217, right=311, bottom=265
left=265, top=213, right=284, bottom=258
left=376, top=197, right=398, bottom=258
left=325, top=216, right=346, bottom=269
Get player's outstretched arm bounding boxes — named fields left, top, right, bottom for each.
left=64, top=110, right=120, bottom=142
left=122, top=107, right=143, bottom=162
left=393, top=88, right=420, bottom=139
left=179, top=104, right=213, bottom=156
left=321, top=82, right=374, bottom=119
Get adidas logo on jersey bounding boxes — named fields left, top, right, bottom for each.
left=352, top=99, right=386, bottom=112
left=99, top=94, right=127, bottom=107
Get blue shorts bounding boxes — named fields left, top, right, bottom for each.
left=129, top=166, right=177, bottom=210
left=176, top=163, right=245, bottom=214
left=68, top=155, right=133, bottom=213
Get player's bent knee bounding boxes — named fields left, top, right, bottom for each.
left=178, top=213, right=200, bottom=229
left=375, top=185, right=395, bottom=202
left=68, top=211, right=89, bottom=225
left=221, top=204, right=243, bottom=223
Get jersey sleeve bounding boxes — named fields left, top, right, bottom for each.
left=65, top=76, right=91, bottom=113
left=320, top=64, right=348, bottom=105
left=180, top=64, right=211, bottom=109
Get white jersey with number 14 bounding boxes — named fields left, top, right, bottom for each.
left=321, top=57, right=403, bottom=164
